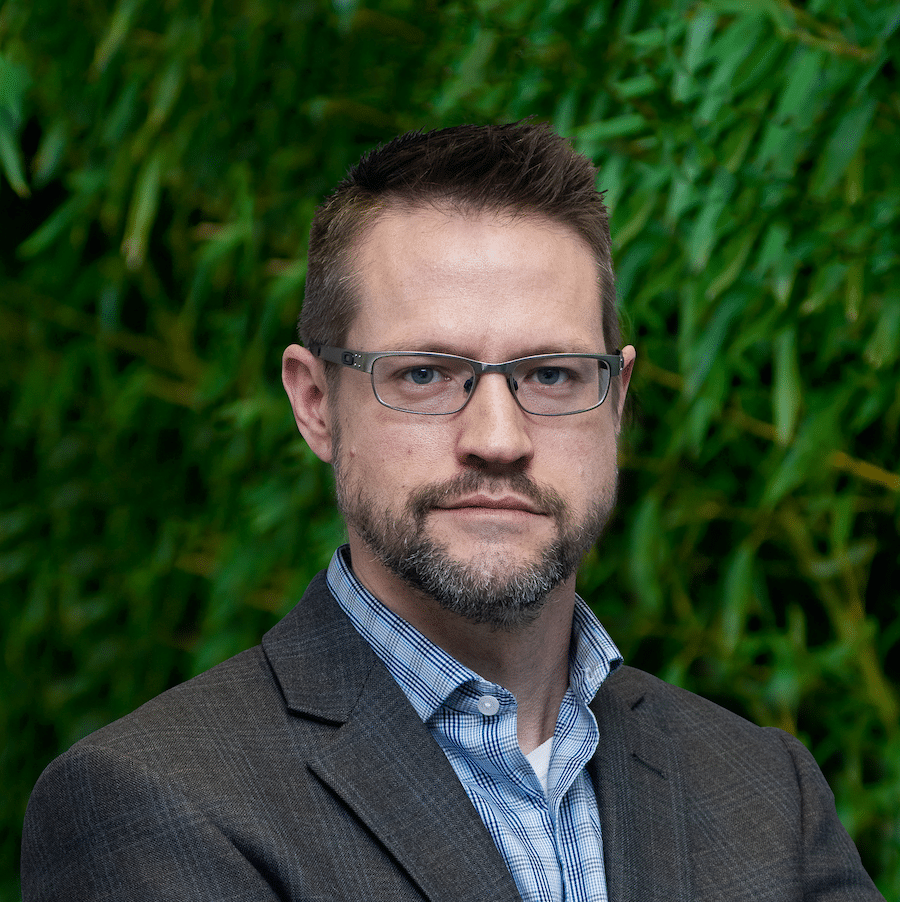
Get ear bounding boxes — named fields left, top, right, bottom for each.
left=282, top=344, right=335, bottom=463
left=614, top=344, right=636, bottom=432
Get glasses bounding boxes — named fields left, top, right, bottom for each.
left=309, top=343, right=624, bottom=416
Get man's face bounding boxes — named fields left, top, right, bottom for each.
left=320, top=206, right=633, bottom=629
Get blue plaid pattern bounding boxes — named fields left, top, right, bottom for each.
left=327, top=547, right=622, bottom=902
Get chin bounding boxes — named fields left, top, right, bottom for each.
left=390, top=535, right=580, bottom=632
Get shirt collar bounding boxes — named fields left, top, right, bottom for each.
left=326, top=545, right=622, bottom=721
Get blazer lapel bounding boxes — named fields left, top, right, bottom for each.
left=308, top=662, right=523, bottom=902
left=590, top=666, right=694, bottom=902
left=262, top=572, right=522, bottom=902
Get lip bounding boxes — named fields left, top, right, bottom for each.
left=434, top=494, right=544, bottom=515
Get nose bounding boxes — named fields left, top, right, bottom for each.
left=454, top=372, right=534, bottom=470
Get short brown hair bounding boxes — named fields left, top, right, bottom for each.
left=299, top=121, right=620, bottom=356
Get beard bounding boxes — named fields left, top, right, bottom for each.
left=332, top=428, right=617, bottom=631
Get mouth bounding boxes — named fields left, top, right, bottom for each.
left=433, top=494, right=545, bottom=515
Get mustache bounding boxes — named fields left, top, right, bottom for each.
left=407, top=471, right=567, bottom=522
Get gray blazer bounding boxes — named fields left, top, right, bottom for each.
left=22, top=572, right=882, bottom=901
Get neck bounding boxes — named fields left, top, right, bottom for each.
left=446, top=597, right=575, bottom=755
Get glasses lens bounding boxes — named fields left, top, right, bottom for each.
left=371, top=355, right=475, bottom=414
left=513, top=356, right=609, bottom=415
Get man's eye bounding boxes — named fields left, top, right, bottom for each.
left=532, top=367, right=568, bottom=386
left=402, top=367, right=442, bottom=385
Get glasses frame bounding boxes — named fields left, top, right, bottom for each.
left=308, top=343, right=624, bottom=416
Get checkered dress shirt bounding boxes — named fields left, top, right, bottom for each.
left=327, top=547, right=623, bottom=902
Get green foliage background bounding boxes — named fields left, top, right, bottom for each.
left=2, top=0, right=898, bottom=898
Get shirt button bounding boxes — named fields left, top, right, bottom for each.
left=477, top=695, right=500, bottom=716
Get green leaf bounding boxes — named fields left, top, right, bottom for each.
left=102, top=80, right=142, bottom=146
left=0, top=54, right=31, bottom=126
left=722, top=543, right=755, bottom=653
left=574, top=113, right=647, bottom=149
left=121, top=148, right=164, bottom=271
left=705, top=225, right=758, bottom=300
left=773, top=326, right=801, bottom=444
left=844, top=259, right=864, bottom=323
left=684, top=293, right=744, bottom=398
left=17, top=192, right=88, bottom=258
left=695, top=14, right=767, bottom=122
left=613, top=73, right=658, bottom=100
left=0, top=114, right=30, bottom=197
left=92, top=0, right=147, bottom=74
left=0, top=54, right=32, bottom=196
left=775, top=47, right=825, bottom=123
left=624, top=27, right=666, bottom=51
left=613, top=188, right=659, bottom=252
left=672, top=7, right=717, bottom=102
left=627, top=494, right=666, bottom=616
left=864, top=293, right=900, bottom=369
left=148, top=58, right=186, bottom=128
left=32, top=119, right=68, bottom=186
left=687, top=168, right=735, bottom=271
left=809, top=98, right=878, bottom=199
left=762, top=403, right=842, bottom=506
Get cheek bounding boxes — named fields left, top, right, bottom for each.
left=553, top=427, right=617, bottom=488
left=343, top=418, right=447, bottom=486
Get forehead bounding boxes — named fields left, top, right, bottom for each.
left=348, top=205, right=604, bottom=356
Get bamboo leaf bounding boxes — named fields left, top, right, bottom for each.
left=722, top=543, right=755, bottom=653
left=17, top=192, right=90, bottom=258
left=695, top=14, right=767, bottom=122
left=32, top=119, right=68, bottom=187
left=763, top=404, right=842, bottom=506
left=844, top=259, right=864, bottom=323
left=0, top=54, right=31, bottom=126
left=684, top=293, right=744, bottom=398
left=613, top=73, right=658, bottom=100
left=91, top=0, right=147, bottom=75
left=775, top=47, right=825, bottom=122
left=705, top=226, right=758, bottom=300
left=809, top=98, right=877, bottom=199
left=0, top=115, right=30, bottom=197
left=687, top=168, right=735, bottom=271
left=863, top=293, right=900, bottom=369
left=574, top=113, right=647, bottom=149
left=672, top=8, right=717, bottom=102
left=148, top=58, right=185, bottom=129
left=121, top=148, right=164, bottom=271
left=773, top=326, right=802, bottom=444
left=0, top=54, right=32, bottom=197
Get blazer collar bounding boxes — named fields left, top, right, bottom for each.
left=261, top=572, right=523, bottom=902
left=261, top=570, right=376, bottom=723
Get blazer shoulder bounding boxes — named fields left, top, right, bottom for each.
left=602, top=664, right=774, bottom=740
left=594, top=664, right=819, bottom=790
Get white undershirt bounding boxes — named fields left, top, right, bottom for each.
left=525, top=735, right=554, bottom=794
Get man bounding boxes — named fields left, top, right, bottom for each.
left=22, top=123, right=882, bottom=901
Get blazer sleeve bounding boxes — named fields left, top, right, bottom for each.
left=21, top=742, right=283, bottom=902
left=772, top=729, right=885, bottom=902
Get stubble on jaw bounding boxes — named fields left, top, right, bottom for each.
left=330, top=422, right=617, bottom=631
